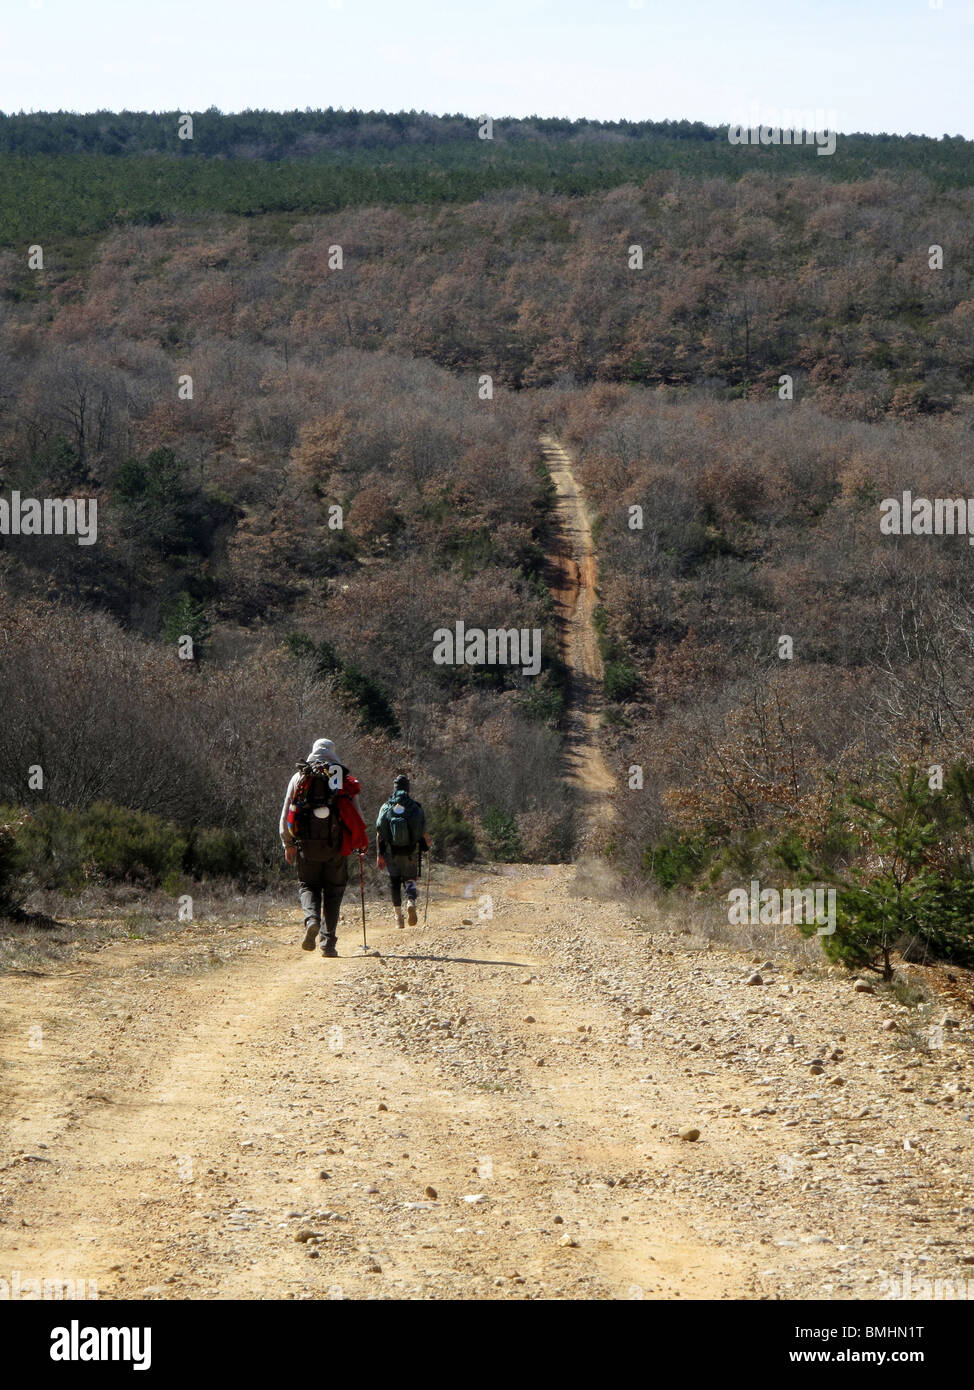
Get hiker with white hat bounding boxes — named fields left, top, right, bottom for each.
left=279, top=737, right=368, bottom=957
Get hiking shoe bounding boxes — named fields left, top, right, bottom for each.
left=301, top=922, right=319, bottom=951
left=394, top=908, right=405, bottom=929
left=406, top=902, right=418, bottom=926
left=321, top=938, right=338, bottom=958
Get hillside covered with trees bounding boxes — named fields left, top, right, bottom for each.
left=2, top=108, right=973, bottom=938
left=1, top=106, right=973, bottom=246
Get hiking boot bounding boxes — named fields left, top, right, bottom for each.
left=394, top=907, right=405, bottom=929
left=321, top=937, right=338, bottom=958
left=301, top=921, right=319, bottom=951
left=406, top=902, right=418, bottom=926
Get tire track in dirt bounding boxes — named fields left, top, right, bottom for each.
left=6, top=863, right=968, bottom=1300
left=2, top=436, right=971, bottom=1301
left=0, top=876, right=766, bottom=1301
left=540, top=433, right=615, bottom=844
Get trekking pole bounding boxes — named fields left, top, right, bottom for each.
left=423, top=846, right=432, bottom=930
left=358, top=850, right=368, bottom=951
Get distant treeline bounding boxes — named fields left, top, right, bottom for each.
left=0, top=108, right=728, bottom=155
left=1, top=109, right=973, bottom=246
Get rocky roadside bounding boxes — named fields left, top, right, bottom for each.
left=1, top=862, right=971, bottom=1301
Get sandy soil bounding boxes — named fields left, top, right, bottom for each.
left=1, top=866, right=972, bottom=1301
left=540, top=433, right=615, bottom=840
left=1, top=438, right=971, bottom=1302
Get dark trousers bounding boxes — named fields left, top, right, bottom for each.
left=388, top=875, right=419, bottom=908
left=386, top=851, right=421, bottom=907
left=297, top=853, right=348, bottom=939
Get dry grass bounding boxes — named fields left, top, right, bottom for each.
left=0, top=885, right=290, bottom=974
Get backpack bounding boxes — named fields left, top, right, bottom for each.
left=383, top=791, right=421, bottom=855
left=287, top=760, right=345, bottom=856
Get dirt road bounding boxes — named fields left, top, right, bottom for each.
left=1, top=868, right=972, bottom=1301
left=1, top=437, right=972, bottom=1301
left=540, top=433, right=615, bottom=839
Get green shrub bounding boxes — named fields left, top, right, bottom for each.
left=285, top=633, right=341, bottom=677
left=335, top=663, right=400, bottom=736
left=592, top=605, right=619, bottom=663
left=161, top=592, right=210, bottom=653
left=643, top=833, right=712, bottom=890
left=6, top=802, right=248, bottom=892
left=161, top=869, right=185, bottom=897
left=482, top=806, right=523, bottom=862
left=0, top=813, right=25, bottom=916
left=798, top=769, right=974, bottom=978
left=186, top=826, right=250, bottom=879
left=519, top=673, right=566, bottom=726
left=604, top=660, right=640, bottom=702
left=426, top=803, right=477, bottom=864
left=68, top=803, right=186, bottom=886
left=773, top=829, right=807, bottom=874
left=722, top=831, right=767, bottom=881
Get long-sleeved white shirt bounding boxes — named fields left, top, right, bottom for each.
left=279, top=770, right=302, bottom=847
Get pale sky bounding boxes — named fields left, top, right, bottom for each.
left=0, top=0, right=971, bottom=138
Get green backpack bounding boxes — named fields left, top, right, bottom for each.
left=384, top=792, right=421, bottom=854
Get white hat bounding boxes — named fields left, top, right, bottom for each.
left=309, top=737, right=340, bottom=765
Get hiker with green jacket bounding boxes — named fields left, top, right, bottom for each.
left=376, top=774, right=430, bottom=927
